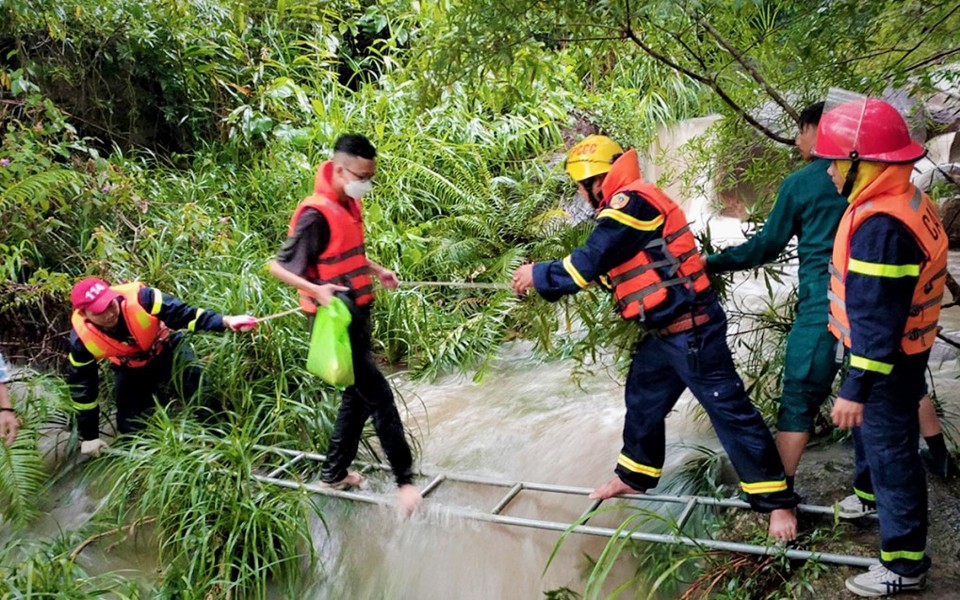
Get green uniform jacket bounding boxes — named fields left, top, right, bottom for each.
left=706, top=158, right=848, bottom=322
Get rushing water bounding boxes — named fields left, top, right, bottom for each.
left=6, top=119, right=960, bottom=597
left=303, top=345, right=719, bottom=598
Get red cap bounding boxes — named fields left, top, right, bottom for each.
left=71, top=278, right=120, bottom=313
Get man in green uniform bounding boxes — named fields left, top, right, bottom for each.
left=707, top=103, right=956, bottom=496
left=706, top=102, right=848, bottom=493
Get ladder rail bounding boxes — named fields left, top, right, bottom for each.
left=251, top=472, right=879, bottom=569
left=103, top=445, right=878, bottom=569
left=249, top=442, right=875, bottom=519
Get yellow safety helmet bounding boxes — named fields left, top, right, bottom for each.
left=564, top=135, right=624, bottom=182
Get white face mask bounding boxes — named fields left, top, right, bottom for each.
left=344, top=179, right=373, bottom=200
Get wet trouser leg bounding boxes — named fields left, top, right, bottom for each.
left=776, top=316, right=841, bottom=434
left=114, top=339, right=209, bottom=435
left=851, top=430, right=877, bottom=507
left=677, top=302, right=797, bottom=512
left=615, top=334, right=688, bottom=491
left=113, top=362, right=162, bottom=435
left=165, top=339, right=216, bottom=420
left=853, top=352, right=929, bottom=577
left=322, top=309, right=414, bottom=486
left=618, top=302, right=797, bottom=512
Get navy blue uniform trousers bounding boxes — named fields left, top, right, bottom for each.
left=849, top=351, right=930, bottom=577
left=112, top=335, right=209, bottom=434
left=616, top=301, right=797, bottom=512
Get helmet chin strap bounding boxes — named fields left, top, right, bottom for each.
left=587, top=186, right=603, bottom=209
left=841, top=151, right=860, bottom=198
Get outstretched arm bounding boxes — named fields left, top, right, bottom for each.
left=707, top=177, right=799, bottom=273
left=366, top=259, right=399, bottom=290
left=513, top=191, right=664, bottom=300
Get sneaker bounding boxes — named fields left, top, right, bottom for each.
left=845, top=563, right=925, bottom=597
left=920, top=447, right=959, bottom=481
left=837, top=494, right=877, bottom=519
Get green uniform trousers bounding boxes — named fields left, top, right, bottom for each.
left=777, top=313, right=841, bottom=432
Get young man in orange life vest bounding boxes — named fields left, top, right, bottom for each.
left=269, top=134, right=422, bottom=516
left=511, top=135, right=801, bottom=540
left=66, top=278, right=258, bottom=456
left=816, top=92, right=945, bottom=597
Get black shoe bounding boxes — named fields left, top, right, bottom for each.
left=920, top=447, right=959, bottom=480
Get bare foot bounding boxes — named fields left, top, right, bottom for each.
left=319, top=471, right=366, bottom=490
left=589, top=476, right=642, bottom=500
left=397, top=484, right=422, bottom=517
left=768, top=507, right=798, bottom=542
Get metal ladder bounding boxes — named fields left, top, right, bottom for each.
left=252, top=443, right=879, bottom=568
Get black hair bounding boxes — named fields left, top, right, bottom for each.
left=333, top=134, right=377, bottom=159
left=798, top=101, right=826, bottom=129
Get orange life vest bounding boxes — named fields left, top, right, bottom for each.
left=288, top=161, right=374, bottom=312
left=828, top=165, right=947, bottom=354
left=598, top=151, right=711, bottom=321
left=71, top=282, right=170, bottom=368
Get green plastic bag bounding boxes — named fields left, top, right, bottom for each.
left=306, top=297, right=354, bottom=388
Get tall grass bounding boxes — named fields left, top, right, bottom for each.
left=91, top=410, right=317, bottom=598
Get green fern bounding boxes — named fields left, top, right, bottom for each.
left=0, top=427, right=47, bottom=528
left=0, top=168, right=83, bottom=211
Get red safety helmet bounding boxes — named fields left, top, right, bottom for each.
left=814, top=97, right=926, bottom=163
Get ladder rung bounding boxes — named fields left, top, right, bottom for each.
left=421, top=474, right=446, bottom=497
left=675, top=497, right=698, bottom=531
left=578, top=498, right=603, bottom=524
left=491, top=483, right=524, bottom=515
left=266, top=453, right=305, bottom=479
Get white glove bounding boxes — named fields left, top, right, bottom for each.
left=80, top=438, right=109, bottom=457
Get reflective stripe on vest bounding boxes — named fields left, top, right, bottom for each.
left=602, top=185, right=710, bottom=321
left=829, top=184, right=947, bottom=355
left=71, top=282, right=170, bottom=368
left=288, top=195, right=374, bottom=312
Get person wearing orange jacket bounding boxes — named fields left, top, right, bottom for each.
left=816, top=92, right=944, bottom=597
left=269, top=133, right=421, bottom=517
left=66, top=277, right=258, bottom=456
left=511, top=135, right=800, bottom=540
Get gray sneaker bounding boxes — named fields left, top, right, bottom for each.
left=837, top=493, right=877, bottom=519
left=845, top=564, right=925, bottom=597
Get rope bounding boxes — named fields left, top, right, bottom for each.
left=253, top=281, right=510, bottom=322
left=399, top=280, right=511, bottom=291
left=254, top=306, right=303, bottom=323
